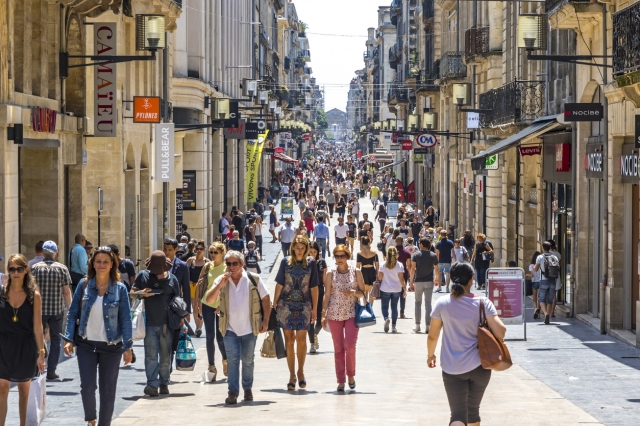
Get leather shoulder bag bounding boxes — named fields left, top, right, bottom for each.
left=477, top=299, right=512, bottom=371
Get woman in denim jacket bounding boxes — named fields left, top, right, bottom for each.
left=63, top=247, right=133, bottom=426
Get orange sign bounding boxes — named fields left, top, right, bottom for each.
left=133, top=97, right=161, bottom=123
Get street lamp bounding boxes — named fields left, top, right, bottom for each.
left=136, top=15, right=166, bottom=50
left=452, top=83, right=471, bottom=106
left=258, top=91, right=269, bottom=105
left=408, top=114, right=418, bottom=131
left=212, top=98, right=230, bottom=120
left=242, top=79, right=258, bottom=98
left=517, top=14, right=546, bottom=51
left=422, top=111, right=438, bottom=130
left=382, top=120, right=389, bottom=131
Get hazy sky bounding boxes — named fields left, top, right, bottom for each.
left=292, top=0, right=380, bottom=113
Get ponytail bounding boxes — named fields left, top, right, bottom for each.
left=449, top=262, right=474, bottom=298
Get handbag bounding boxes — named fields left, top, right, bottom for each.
left=268, top=307, right=278, bottom=331
left=477, top=299, right=512, bottom=371
left=274, top=327, right=287, bottom=359
left=370, top=280, right=381, bottom=299
left=354, top=298, right=377, bottom=328
left=260, top=331, right=277, bottom=358
left=175, top=330, right=197, bottom=371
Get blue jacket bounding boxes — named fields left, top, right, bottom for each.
left=63, top=277, right=133, bottom=350
left=171, top=257, right=191, bottom=313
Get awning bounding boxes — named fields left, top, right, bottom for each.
left=379, top=159, right=407, bottom=170
left=471, top=115, right=561, bottom=170
left=273, top=153, right=298, bottom=164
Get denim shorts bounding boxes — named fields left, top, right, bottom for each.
left=531, top=281, right=540, bottom=290
left=439, top=263, right=451, bottom=273
left=538, top=281, right=555, bottom=304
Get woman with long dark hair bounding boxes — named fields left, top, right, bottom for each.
left=377, top=247, right=406, bottom=333
left=187, top=240, right=209, bottom=336
left=0, top=254, right=46, bottom=426
left=356, top=236, right=379, bottom=306
left=308, top=241, right=328, bottom=353
left=375, top=204, right=388, bottom=236
left=427, top=262, right=506, bottom=426
left=274, top=236, right=319, bottom=390
left=63, top=247, right=133, bottom=426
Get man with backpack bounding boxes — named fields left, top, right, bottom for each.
left=533, top=241, right=560, bottom=325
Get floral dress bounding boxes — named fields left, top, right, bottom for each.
left=275, top=258, right=319, bottom=330
left=326, top=268, right=358, bottom=322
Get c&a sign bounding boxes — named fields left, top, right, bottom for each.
left=31, top=107, right=57, bottom=134
left=94, top=23, right=117, bottom=137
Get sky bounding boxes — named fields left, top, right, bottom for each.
left=292, top=0, right=380, bottom=113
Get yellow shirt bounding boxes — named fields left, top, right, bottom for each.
left=370, top=186, right=380, bottom=198
left=201, top=262, right=227, bottom=308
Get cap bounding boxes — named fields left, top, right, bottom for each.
left=43, top=241, right=58, bottom=253
left=145, top=250, right=172, bottom=275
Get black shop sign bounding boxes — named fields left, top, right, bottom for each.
left=563, top=103, right=603, bottom=122
left=584, top=144, right=603, bottom=179
left=176, top=188, right=183, bottom=235
left=182, top=170, right=196, bottom=210
left=620, top=144, right=639, bottom=184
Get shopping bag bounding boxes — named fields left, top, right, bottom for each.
left=131, top=299, right=146, bottom=341
left=274, top=327, right=287, bottom=359
left=175, top=330, right=197, bottom=371
left=26, top=374, right=46, bottom=426
left=260, top=331, right=277, bottom=358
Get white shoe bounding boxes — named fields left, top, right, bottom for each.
left=413, top=325, right=421, bottom=333
left=310, top=346, right=317, bottom=353
left=392, top=326, right=397, bottom=333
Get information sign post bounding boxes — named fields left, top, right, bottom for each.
left=486, top=268, right=526, bottom=341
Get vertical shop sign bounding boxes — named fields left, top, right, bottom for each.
left=94, top=23, right=117, bottom=137
left=175, top=188, right=183, bottom=235
left=182, top=170, right=196, bottom=210
left=155, top=123, right=174, bottom=182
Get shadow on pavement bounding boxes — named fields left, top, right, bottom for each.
left=206, top=401, right=276, bottom=408
left=261, top=388, right=319, bottom=395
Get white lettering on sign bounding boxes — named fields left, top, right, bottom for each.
left=621, top=154, right=638, bottom=177
left=155, top=123, right=174, bottom=182
left=585, top=152, right=602, bottom=172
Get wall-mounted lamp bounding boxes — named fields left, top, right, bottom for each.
left=212, top=98, right=230, bottom=120
left=517, top=14, right=547, bottom=51
left=408, top=114, right=418, bottom=131
left=422, top=112, right=437, bottom=130
left=242, top=79, right=258, bottom=98
left=452, top=83, right=471, bottom=107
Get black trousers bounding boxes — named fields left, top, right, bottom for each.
left=77, top=343, right=122, bottom=425
left=42, top=313, right=64, bottom=374
left=442, top=365, right=491, bottom=425
left=309, top=285, right=325, bottom=344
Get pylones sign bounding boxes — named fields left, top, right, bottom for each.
left=94, top=23, right=117, bottom=137
left=155, top=123, right=174, bottom=182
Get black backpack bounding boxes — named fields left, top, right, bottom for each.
left=542, top=254, right=560, bottom=279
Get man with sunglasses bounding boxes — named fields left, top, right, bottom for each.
left=31, top=241, right=72, bottom=380
left=205, top=251, right=271, bottom=405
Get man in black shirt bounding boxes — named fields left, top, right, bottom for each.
left=358, top=213, right=373, bottom=231
left=132, top=251, right=180, bottom=397
left=409, top=238, right=440, bottom=333
left=232, top=210, right=244, bottom=232
left=410, top=216, right=423, bottom=240
left=177, top=224, right=191, bottom=242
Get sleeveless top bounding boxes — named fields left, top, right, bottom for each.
left=326, top=268, right=358, bottom=321
left=189, top=260, right=205, bottom=283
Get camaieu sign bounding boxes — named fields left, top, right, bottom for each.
left=563, top=103, right=603, bottom=122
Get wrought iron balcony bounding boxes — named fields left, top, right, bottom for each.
left=172, top=0, right=183, bottom=8
left=613, top=2, right=640, bottom=81
left=416, top=66, right=439, bottom=93
left=478, top=80, right=545, bottom=128
left=422, top=0, right=434, bottom=21
left=388, top=84, right=409, bottom=106
left=404, top=61, right=419, bottom=83
left=439, top=51, right=467, bottom=80
left=389, top=44, right=399, bottom=68
left=545, top=0, right=590, bottom=15
left=465, top=26, right=489, bottom=60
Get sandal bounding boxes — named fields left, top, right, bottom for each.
left=299, top=380, right=307, bottom=389
left=287, top=382, right=296, bottom=391
left=337, top=383, right=345, bottom=392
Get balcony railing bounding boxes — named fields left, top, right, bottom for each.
left=389, top=44, right=399, bottom=68
left=388, top=84, right=409, bottom=105
left=478, top=80, right=545, bottom=128
left=404, top=61, right=419, bottom=81
left=546, top=0, right=590, bottom=15
left=465, top=26, right=489, bottom=60
left=613, top=2, right=640, bottom=79
left=439, top=51, right=467, bottom=80
left=416, top=65, right=439, bottom=92
left=422, top=0, right=434, bottom=20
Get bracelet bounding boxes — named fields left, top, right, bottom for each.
left=38, top=348, right=46, bottom=354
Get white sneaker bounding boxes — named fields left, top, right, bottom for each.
left=310, top=346, right=317, bottom=353
left=413, top=325, right=421, bottom=333
left=392, top=326, right=397, bottom=333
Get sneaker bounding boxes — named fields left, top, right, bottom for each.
left=225, top=391, right=238, bottom=405
left=159, top=385, right=169, bottom=395
left=384, top=319, right=390, bottom=333
left=310, top=345, right=317, bottom=353
left=444, top=287, right=450, bottom=293
left=544, top=314, right=550, bottom=325
left=195, top=328, right=202, bottom=338
left=244, top=389, right=253, bottom=401
left=46, top=373, right=59, bottom=380
left=413, top=325, right=421, bottom=333
left=392, top=326, right=397, bottom=333
left=400, top=313, right=406, bottom=319
left=144, top=385, right=159, bottom=397
left=533, top=308, right=540, bottom=320
left=435, top=287, right=442, bottom=293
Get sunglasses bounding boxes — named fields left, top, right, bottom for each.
left=225, top=261, right=240, bottom=267
left=196, top=247, right=205, bottom=251
left=95, top=246, right=111, bottom=252
left=334, top=254, right=348, bottom=260
left=8, top=266, right=26, bottom=273
left=210, top=251, right=220, bottom=255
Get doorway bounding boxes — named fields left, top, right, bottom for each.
left=587, top=179, right=602, bottom=317
left=548, top=182, right=573, bottom=304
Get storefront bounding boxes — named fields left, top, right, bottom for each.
left=542, top=132, right=573, bottom=306
left=619, top=143, right=639, bottom=330
left=584, top=141, right=605, bottom=317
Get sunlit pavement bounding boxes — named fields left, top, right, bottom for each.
left=15, top=197, right=640, bottom=425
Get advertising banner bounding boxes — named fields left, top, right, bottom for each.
left=133, top=97, right=161, bottom=123
left=175, top=189, right=183, bottom=235
left=396, top=180, right=405, bottom=201
left=182, top=170, right=196, bottom=210
left=486, top=268, right=524, bottom=325
left=94, top=23, right=117, bottom=137
left=245, top=135, right=266, bottom=204
left=407, top=181, right=416, bottom=203
left=281, top=197, right=294, bottom=216
left=155, top=123, right=174, bottom=182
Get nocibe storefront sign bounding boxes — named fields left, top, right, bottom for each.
left=563, top=103, right=603, bottom=122
left=584, top=144, right=604, bottom=179
left=620, top=144, right=639, bottom=184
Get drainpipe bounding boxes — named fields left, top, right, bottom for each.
left=599, top=3, right=608, bottom=333
left=162, top=34, right=169, bottom=239
left=60, top=6, right=67, bottom=113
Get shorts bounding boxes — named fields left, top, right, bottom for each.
left=336, top=237, right=347, bottom=245
left=371, top=197, right=378, bottom=204
left=348, top=237, right=355, bottom=245
left=538, top=281, right=555, bottom=304
left=190, top=282, right=197, bottom=299
left=439, top=263, right=451, bottom=273
left=531, top=281, right=540, bottom=290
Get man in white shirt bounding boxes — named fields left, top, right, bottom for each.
left=278, top=217, right=297, bottom=256
left=205, top=250, right=270, bottom=405
left=282, top=184, right=290, bottom=197
left=350, top=196, right=360, bottom=221
left=334, top=217, right=349, bottom=245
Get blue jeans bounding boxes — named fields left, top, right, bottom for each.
left=317, top=238, right=327, bottom=258
left=336, top=237, right=347, bottom=245
left=144, top=325, right=173, bottom=388
left=282, top=242, right=292, bottom=257
left=202, top=304, right=227, bottom=366
left=538, top=280, right=555, bottom=304
left=475, top=267, right=488, bottom=286
left=77, top=343, right=121, bottom=425
left=223, top=330, right=258, bottom=395
left=380, top=291, right=402, bottom=325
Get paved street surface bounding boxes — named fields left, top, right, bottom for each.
left=12, top=198, right=640, bottom=425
